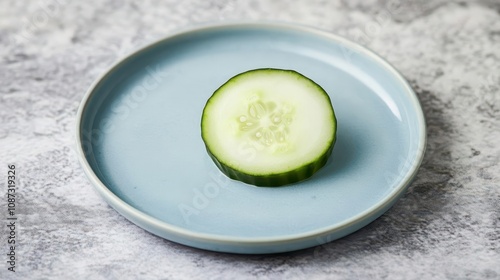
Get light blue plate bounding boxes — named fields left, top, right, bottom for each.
left=76, top=22, right=426, bottom=254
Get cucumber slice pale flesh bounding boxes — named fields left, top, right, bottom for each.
left=201, top=68, right=337, bottom=187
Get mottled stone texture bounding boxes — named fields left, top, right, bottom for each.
left=0, top=0, right=499, bottom=279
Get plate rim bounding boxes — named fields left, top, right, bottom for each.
left=75, top=21, right=426, bottom=247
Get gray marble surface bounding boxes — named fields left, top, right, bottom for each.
left=1, top=0, right=499, bottom=279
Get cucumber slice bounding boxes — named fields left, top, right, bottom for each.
left=201, top=68, right=336, bottom=187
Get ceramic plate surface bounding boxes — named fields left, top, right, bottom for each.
left=76, top=22, right=426, bottom=254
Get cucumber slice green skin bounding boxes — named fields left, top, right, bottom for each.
left=201, top=68, right=337, bottom=187
left=205, top=138, right=335, bottom=187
